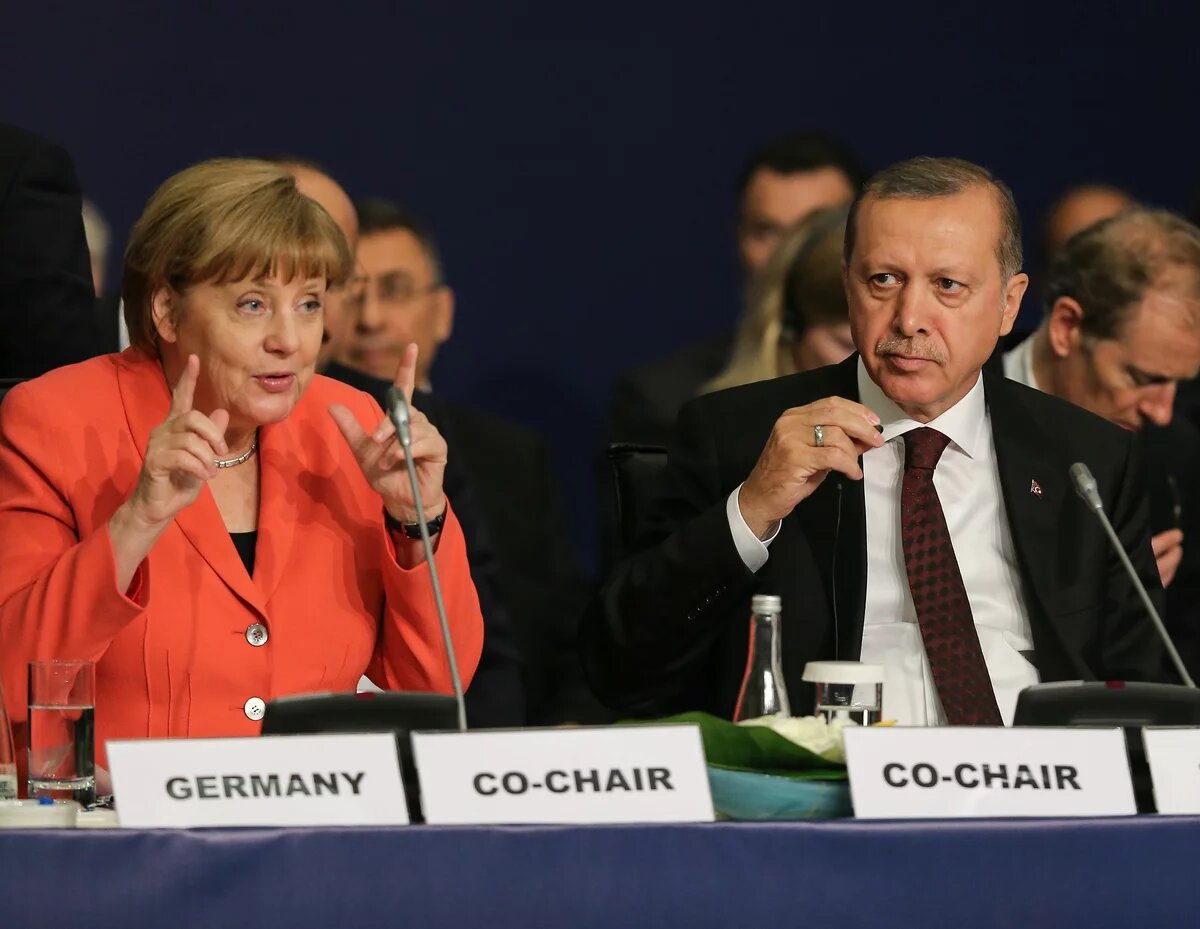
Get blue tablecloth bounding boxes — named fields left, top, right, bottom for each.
left=2, top=817, right=1197, bottom=928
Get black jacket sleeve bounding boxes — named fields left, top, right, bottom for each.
left=0, top=125, right=99, bottom=378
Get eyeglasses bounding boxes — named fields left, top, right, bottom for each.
left=374, top=279, right=442, bottom=305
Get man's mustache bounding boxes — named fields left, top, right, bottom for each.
left=875, top=336, right=945, bottom=364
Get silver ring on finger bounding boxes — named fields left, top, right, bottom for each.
left=813, top=424, right=825, bottom=448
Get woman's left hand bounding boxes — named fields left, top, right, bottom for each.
left=329, top=343, right=448, bottom=527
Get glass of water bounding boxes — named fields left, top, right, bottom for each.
left=802, top=661, right=885, bottom=726
left=27, top=660, right=95, bottom=805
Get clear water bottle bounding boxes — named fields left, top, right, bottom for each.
left=0, top=671, right=17, bottom=800
left=733, top=594, right=791, bottom=721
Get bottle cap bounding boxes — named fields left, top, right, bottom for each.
left=802, top=660, right=886, bottom=684
left=751, top=594, right=782, bottom=613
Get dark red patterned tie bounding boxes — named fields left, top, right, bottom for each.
left=901, top=428, right=1002, bottom=726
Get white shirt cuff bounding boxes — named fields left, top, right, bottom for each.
left=726, top=483, right=780, bottom=573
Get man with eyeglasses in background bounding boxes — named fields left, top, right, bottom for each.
left=325, top=197, right=603, bottom=726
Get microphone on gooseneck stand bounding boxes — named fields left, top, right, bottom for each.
left=386, top=385, right=469, bottom=732
left=1009, top=461, right=1200, bottom=813
left=1068, top=462, right=1196, bottom=688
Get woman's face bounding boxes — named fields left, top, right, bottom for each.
left=154, top=273, right=325, bottom=431
left=790, top=321, right=855, bottom=373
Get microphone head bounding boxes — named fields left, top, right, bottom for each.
left=1069, top=461, right=1103, bottom=511
left=385, top=386, right=410, bottom=426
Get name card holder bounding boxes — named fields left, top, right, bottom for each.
left=843, top=726, right=1136, bottom=819
left=411, top=725, right=714, bottom=824
left=1142, top=727, right=1200, bottom=814
left=108, top=733, right=410, bottom=828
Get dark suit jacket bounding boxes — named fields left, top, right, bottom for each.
left=583, top=355, right=1167, bottom=718
left=1126, top=419, right=1200, bottom=679
left=434, top=394, right=611, bottom=724
left=607, top=331, right=732, bottom=446
left=324, top=362, right=603, bottom=725
left=0, top=125, right=98, bottom=377
left=991, top=334, right=1200, bottom=681
left=93, top=292, right=122, bottom=354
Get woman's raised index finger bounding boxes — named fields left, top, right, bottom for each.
left=171, top=355, right=200, bottom=415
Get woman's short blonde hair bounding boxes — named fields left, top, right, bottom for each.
left=703, top=206, right=849, bottom=395
left=121, top=158, right=353, bottom=352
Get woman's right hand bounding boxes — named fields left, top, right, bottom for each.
left=107, top=355, right=228, bottom=592
left=125, top=354, right=230, bottom=529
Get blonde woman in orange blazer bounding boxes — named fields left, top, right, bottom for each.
left=0, top=159, right=483, bottom=773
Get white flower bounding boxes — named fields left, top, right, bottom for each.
left=737, top=713, right=856, bottom=763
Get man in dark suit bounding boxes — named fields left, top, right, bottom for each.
left=1001, top=208, right=1200, bottom=679
left=585, top=156, right=1166, bottom=723
left=328, top=197, right=603, bottom=725
left=607, top=131, right=865, bottom=446
left=0, top=124, right=98, bottom=378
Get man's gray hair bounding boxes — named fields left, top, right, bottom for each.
left=1043, top=208, right=1200, bottom=340
left=844, top=156, right=1023, bottom=281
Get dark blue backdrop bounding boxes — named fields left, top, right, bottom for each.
left=5, top=1, right=1198, bottom=571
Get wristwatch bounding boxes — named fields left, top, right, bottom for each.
left=385, top=507, right=446, bottom=540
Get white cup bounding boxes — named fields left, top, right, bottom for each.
left=802, top=661, right=885, bottom=725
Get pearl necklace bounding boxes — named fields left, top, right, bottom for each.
left=213, top=436, right=258, bottom=469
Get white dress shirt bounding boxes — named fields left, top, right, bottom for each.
left=1003, top=336, right=1039, bottom=390
left=728, top=358, right=1038, bottom=725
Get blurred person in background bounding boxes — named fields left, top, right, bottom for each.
left=271, top=158, right=362, bottom=370
left=703, top=206, right=851, bottom=395
left=607, top=131, right=864, bottom=446
left=326, top=196, right=600, bottom=725
left=276, top=165, right=530, bottom=727
left=1042, top=184, right=1136, bottom=261
left=1003, top=208, right=1200, bottom=677
left=81, top=198, right=110, bottom=296
left=0, top=123, right=98, bottom=378
left=0, top=159, right=484, bottom=779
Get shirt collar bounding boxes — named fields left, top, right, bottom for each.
left=855, top=356, right=988, bottom=460
left=1002, top=336, right=1042, bottom=392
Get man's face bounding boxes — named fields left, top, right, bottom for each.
left=738, top=167, right=856, bottom=273
left=1055, top=288, right=1200, bottom=431
left=338, top=228, right=453, bottom=385
left=847, top=186, right=1027, bottom=422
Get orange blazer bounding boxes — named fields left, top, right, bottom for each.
left=0, top=350, right=483, bottom=767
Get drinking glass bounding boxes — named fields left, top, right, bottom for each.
left=27, top=661, right=95, bottom=805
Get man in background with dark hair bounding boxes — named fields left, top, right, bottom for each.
left=326, top=197, right=602, bottom=725
left=270, top=163, right=530, bottom=728
left=607, top=131, right=866, bottom=446
left=1003, top=208, right=1200, bottom=677
left=0, top=124, right=98, bottom=379
left=585, top=156, right=1165, bottom=722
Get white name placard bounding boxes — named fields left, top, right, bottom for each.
left=843, top=727, right=1135, bottom=819
left=411, top=725, right=714, bottom=824
left=108, top=733, right=409, bottom=828
left=1142, top=728, right=1200, bottom=814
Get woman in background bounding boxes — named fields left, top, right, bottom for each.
left=703, top=206, right=851, bottom=394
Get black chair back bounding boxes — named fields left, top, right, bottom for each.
left=603, top=443, right=668, bottom=567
